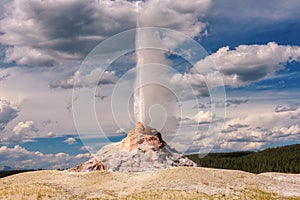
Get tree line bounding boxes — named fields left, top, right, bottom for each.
left=0, top=169, right=37, bottom=178
left=187, top=144, right=300, bottom=174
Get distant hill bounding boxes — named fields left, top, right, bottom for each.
left=0, top=166, right=13, bottom=172
left=187, top=144, right=300, bottom=174
left=0, top=165, right=38, bottom=178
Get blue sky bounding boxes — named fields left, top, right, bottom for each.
left=0, top=0, right=300, bottom=169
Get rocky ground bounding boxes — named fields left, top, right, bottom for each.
left=0, top=167, right=299, bottom=199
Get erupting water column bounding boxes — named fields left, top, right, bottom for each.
left=133, top=3, right=177, bottom=131
left=134, top=20, right=146, bottom=124
left=133, top=25, right=172, bottom=127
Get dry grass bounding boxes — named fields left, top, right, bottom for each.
left=122, top=188, right=278, bottom=200
left=0, top=167, right=299, bottom=200
left=0, top=182, right=86, bottom=200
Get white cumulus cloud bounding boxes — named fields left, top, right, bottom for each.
left=63, top=137, right=76, bottom=145
left=138, top=0, right=211, bottom=37
left=192, top=110, right=215, bottom=124
left=0, top=145, right=88, bottom=169
left=181, top=110, right=215, bottom=125
left=194, top=42, right=300, bottom=87
left=273, top=125, right=300, bottom=136
left=1, top=120, right=39, bottom=143
left=13, top=121, right=37, bottom=135
left=50, top=68, right=118, bottom=89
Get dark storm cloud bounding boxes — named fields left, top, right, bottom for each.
left=193, top=98, right=248, bottom=109
left=95, top=94, right=107, bottom=100
left=275, top=105, right=297, bottom=113
left=0, top=0, right=137, bottom=66
left=192, top=102, right=210, bottom=109
left=222, top=123, right=249, bottom=133
left=0, top=73, right=10, bottom=82
left=66, top=102, right=72, bottom=113
left=227, top=99, right=248, bottom=105
left=213, top=99, right=249, bottom=108
left=0, top=99, right=18, bottom=131
left=0, top=0, right=212, bottom=67
left=222, top=65, right=271, bottom=82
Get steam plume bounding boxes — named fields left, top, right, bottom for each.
left=134, top=20, right=177, bottom=131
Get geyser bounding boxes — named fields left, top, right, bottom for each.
left=71, top=122, right=196, bottom=172
left=72, top=21, right=199, bottom=173
left=134, top=26, right=178, bottom=131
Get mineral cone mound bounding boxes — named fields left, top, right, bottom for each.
left=71, top=122, right=197, bottom=172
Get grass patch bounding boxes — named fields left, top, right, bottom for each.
left=0, top=182, right=79, bottom=199
left=122, top=188, right=285, bottom=200
left=123, top=189, right=213, bottom=200
left=240, top=187, right=277, bottom=200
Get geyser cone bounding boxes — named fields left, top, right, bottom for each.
left=71, top=122, right=196, bottom=172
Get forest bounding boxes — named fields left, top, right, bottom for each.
left=0, top=169, right=37, bottom=178
left=188, top=144, right=300, bottom=174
